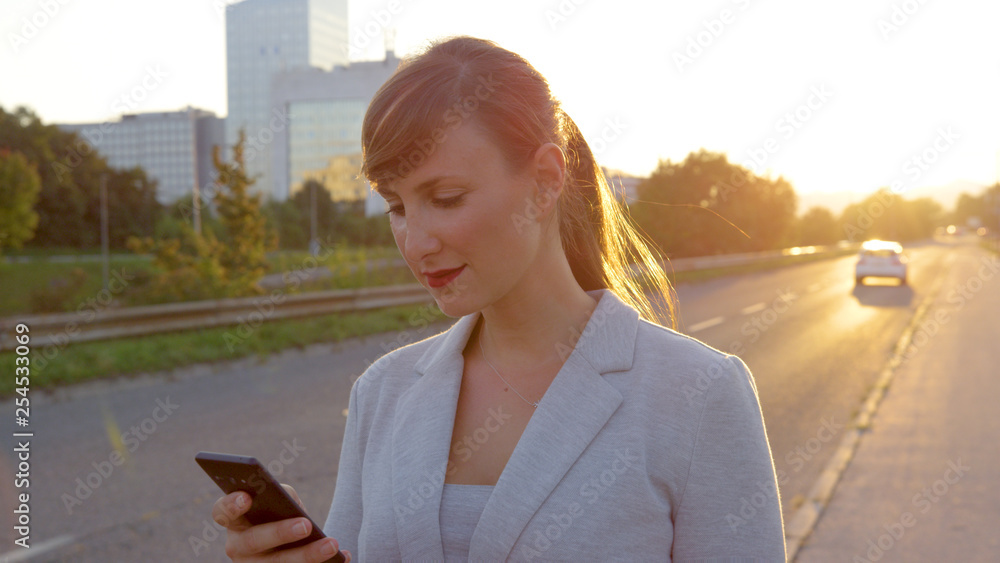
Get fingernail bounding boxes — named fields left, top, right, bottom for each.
left=234, top=493, right=246, bottom=509
left=293, top=521, right=308, bottom=537
left=320, top=540, right=338, bottom=557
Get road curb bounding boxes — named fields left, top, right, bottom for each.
left=784, top=267, right=948, bottom=560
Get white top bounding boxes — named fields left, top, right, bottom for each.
left=439, top=484, right=494, bottom=561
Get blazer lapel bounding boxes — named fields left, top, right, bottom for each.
left=390, top=312, right=478, bottom=560
left=468, top=289, right=640, bottom=560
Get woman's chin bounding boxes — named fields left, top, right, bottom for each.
left=432, top=296, right=474, bottom=319
left=430, top=286, right=478, bottom=318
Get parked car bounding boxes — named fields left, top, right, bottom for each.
left=855, top=240, right=907, bottom=285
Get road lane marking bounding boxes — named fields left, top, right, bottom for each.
left=741, top=302, right=767, bottom=315
left=0, top=534, right=76, bottom=561
left=688, top=316, right=724, bottom=333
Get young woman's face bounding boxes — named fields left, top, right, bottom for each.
left=379, top=123, right=546, bottom=317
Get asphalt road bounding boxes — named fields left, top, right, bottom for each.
left=671, top=238, right=951, bottom=525
left=0, top=236, right=983, bottom=562
left=793, top=240, right=1000, bottom=560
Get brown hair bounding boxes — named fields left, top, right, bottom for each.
left=362, top=36, right=676, bottom=327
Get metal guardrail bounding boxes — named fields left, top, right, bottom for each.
left=0, top=243, right=861, bottom=353
left=0, top=284, right=434, bottom=352
left=665, top=242, right=859, bottom=273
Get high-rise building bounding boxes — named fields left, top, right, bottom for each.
left=58, top=107, right=225, bottom=205
left=271, top=51, right=400, bottom=213
left=225, top=0, right=349, bottom=200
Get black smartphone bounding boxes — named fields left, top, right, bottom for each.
left=195, top=451, right=345, bottom=562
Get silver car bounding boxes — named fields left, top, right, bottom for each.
left=855, top=240, right=907, bottom=285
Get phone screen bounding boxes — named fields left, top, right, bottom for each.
left=195, top=451, right=345, bottom=562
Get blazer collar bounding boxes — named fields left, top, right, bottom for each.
left=391, top=288, right=640, bottom=560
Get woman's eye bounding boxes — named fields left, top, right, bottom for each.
left=433, top=195, right=464, bottom=208
left=385, top=194, right=462, bottom=216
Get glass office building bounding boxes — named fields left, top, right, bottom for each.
left=271, top=52, right=400, bottom=214
left=225, top=0, right=348, bottom=200
left=287, top=98, right=367, bottom=199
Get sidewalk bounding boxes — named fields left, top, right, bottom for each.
left=794, top=247, right=1000, bottom=561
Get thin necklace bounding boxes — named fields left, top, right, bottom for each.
left=478, top=324, right=540, bottom=408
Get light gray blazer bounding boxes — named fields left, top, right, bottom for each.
left=324, top=289, right=786, bottom=561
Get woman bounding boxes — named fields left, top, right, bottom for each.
left=213, top=36, right=786, bottom=561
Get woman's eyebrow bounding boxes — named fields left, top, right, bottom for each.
left=377, top=176, right=462, bottom=198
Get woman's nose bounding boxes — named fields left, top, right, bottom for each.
left=401, top=211, right=442, bottom=264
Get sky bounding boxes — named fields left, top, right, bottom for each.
left=2, top=0, right=999, bottom=211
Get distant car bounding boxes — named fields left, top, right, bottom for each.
left=855, top=240, right=907, bottom=285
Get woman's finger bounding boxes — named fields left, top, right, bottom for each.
left=225, top=517, right=316, bottom=558
left=211, top=491, right=253, bottom=531
left=281, top=483, right=306, bottom=511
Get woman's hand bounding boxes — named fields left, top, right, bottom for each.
left=211, top=486, right=351, bottom=562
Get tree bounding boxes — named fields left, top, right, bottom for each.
left=263, top=199, right=308, bottom=249
left=952, top=192, right=982, bottom=227
left=839, top=189, right=943, bottom=242
left=210, top=131, right=278, bottom=291
left=0, top=106, right=88, bottom=246
left=951, top=185, right=1000, bottom=231
left=630, top=149, right=798, bottom=257
left=128, top=130, right=277, bottom=302
left=795, top=206, right=840, bottom=245
left=292, top=179, right=337, bottom=244
left=984, top=184, right=1000, bottom=233
left=332, top=200, right=394, bottom=247
left=88, top=166, right=161, bottom=248
left=0, top=105, right=161, bottom=249
left=0, top=150, right=41, bottom=255
left=286, top=180, right=393, bottom=248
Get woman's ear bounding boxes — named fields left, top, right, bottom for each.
left=530, top=142, right=566, bottom=218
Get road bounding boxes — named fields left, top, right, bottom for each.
left=671, top=238, right=946, bottom=525
left=0, top=236, right=990, bottom=561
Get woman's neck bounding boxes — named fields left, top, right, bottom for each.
left=475, top=249, right=598, bottom=374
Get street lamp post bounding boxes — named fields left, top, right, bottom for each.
left=100, top=174, right=110, bottom=292
left=309, top=180, right=319, bottom=256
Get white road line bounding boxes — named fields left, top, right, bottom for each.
left=687, top=316, right=724, bottom=333
left=740, top=302, right=767, bottom=315
left=0, top=534, right=75, bottom=562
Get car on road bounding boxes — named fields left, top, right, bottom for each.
left=855, top=240, right=908, bottom=285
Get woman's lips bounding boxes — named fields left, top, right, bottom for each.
left=424, top=266, right=465, bottom=288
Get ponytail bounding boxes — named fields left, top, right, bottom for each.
left=559, top=112, right=676, bottom=328
left=558, top=112, right=604, bottom=292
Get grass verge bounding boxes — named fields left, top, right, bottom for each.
left=0, top=247, right=406, bottom=316
left=0, top=257, right=153, bottom=316
left=0, top=302, right=445, bottom=398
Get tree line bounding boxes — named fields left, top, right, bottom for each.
left=2, top=105, right=993, bottom=264
left=0, top=106, right=392, bottom=257
left=627, top=149, right=993, bottom=259
left=0, top=106, right=159, bottom=252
